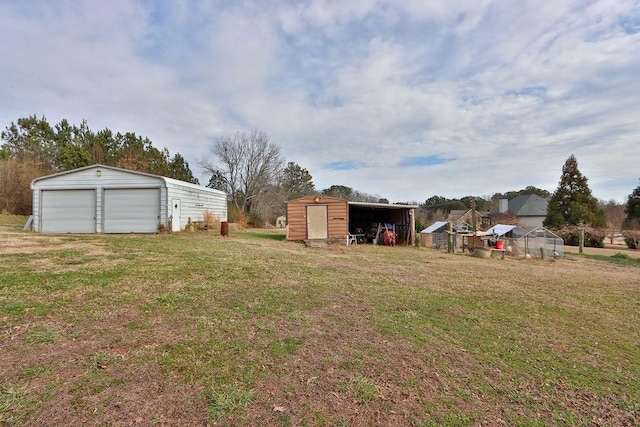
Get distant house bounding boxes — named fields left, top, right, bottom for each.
left=276, top=216, right=286, bottom=228
left=498, top=194, right=549, bottom=229
left=446, top=209, right=491, bottom=229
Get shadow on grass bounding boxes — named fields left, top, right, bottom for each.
left=580, top=252, right=640, bottom=268
left=243, top=230, right=286, bottom=242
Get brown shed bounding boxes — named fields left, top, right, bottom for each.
left=286, top=195, right=417, bottom=245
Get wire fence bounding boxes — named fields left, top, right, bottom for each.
left=513, top=226, right=564, bottom=258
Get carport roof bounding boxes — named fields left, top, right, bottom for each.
left=348, top=201, right=418, bottom=209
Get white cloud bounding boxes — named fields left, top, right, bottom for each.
left=1, top=0, right=639, bottom=203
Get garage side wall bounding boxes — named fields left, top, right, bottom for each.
left=286, top=196, right=348, bottom=241
left=164, top=179, right=228, bottom=231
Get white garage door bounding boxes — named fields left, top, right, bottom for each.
left=103, top=188, right=160, bottom=233
left=41, top=189, right=96, bottom=233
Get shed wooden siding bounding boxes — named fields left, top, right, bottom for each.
left=286, top=196, right=348, bottom=241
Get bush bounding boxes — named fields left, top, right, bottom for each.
left=556, top=226, right=605, bottom=248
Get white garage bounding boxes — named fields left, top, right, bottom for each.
left=31, top=164, right=227, bottom=234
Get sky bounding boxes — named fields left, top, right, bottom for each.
left=1, top=0, right=639, bottom=204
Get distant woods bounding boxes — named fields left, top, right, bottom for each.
left=0, top=115, right=198, bottom=215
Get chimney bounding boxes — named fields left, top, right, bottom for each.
left=499, top=198, right=508, bottom=213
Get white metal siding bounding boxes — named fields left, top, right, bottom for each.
left=41, top=190, right=96, bottom=233
left=31, top=165, right=224, bottom=233
left=165, top=179, right=227, bottom=230
left=103, top=188, right=160, bottom=233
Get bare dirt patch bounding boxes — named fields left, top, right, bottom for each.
left=0, top=233, right=110, bottom=257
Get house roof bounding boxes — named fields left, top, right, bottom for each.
left=448, top=209, right=468, bottom=219
left=508, top=194, right=549, bottom=216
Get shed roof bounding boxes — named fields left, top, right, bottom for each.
left=420, top=221, right=469, bottom=234
left=420, top=221, right=448, bottom=234
left=485, top=224, right=527, bottom=237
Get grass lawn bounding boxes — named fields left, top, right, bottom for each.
left=1, top=215, right=638, bottom=426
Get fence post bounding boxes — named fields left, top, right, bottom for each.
left=579, top=226, right=584, bottom=254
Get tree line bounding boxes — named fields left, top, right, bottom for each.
left=2, top=117, right=639, bottom=247
left=0, top=118, right=384, bottom=225
left=0, top=115, right=197, bottom=214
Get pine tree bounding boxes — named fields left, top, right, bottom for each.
left=281, top=162, right=315, bottom=200
left=624, top=180, right=640, bottom=228
left=544, top=155, right=606, bottom=247
left=622, top=180, right=640, bottom=249
left=544, top=155, right=606, bottom=228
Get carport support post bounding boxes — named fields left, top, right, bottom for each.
left=447, top=221, right=454, bottom=253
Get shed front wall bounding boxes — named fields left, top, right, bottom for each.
left=286, top=197, right=348, bottom=241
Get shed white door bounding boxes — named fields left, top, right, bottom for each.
left=41, top=189, right=96, bottom=233
left=103, top=188, right=160, bottom=233
left=306, top=205, right=328, bottom=239
left=171, top=199, right=181, bottom=232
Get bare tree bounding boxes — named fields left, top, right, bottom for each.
left=600, top=199, right=625, bottom=244
left=199, top=129, right=284, bottom=221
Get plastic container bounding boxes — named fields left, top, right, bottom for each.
left=495, top=240, right=504, bottom=250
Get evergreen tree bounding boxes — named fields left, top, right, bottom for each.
left=206, top=170, right=228, bottom=192
left=544, top=155, right=606, bottom=228
left=623, top=179, right=640, bottom=228
left=1, top=115, right=200, bottom=215
left=1, top=115, right=56, bottom=170
left=321, top=185, right=353, bottom=200
left=623, top=180, right=640, bottom=249
left=168, top=153, right=199, bottom=184
left=544, top=155, right=606, bottom=247
left=281, top=162, right=315, bottom=200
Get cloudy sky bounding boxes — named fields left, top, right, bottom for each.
left=1, top=0, right=639, bottom=203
